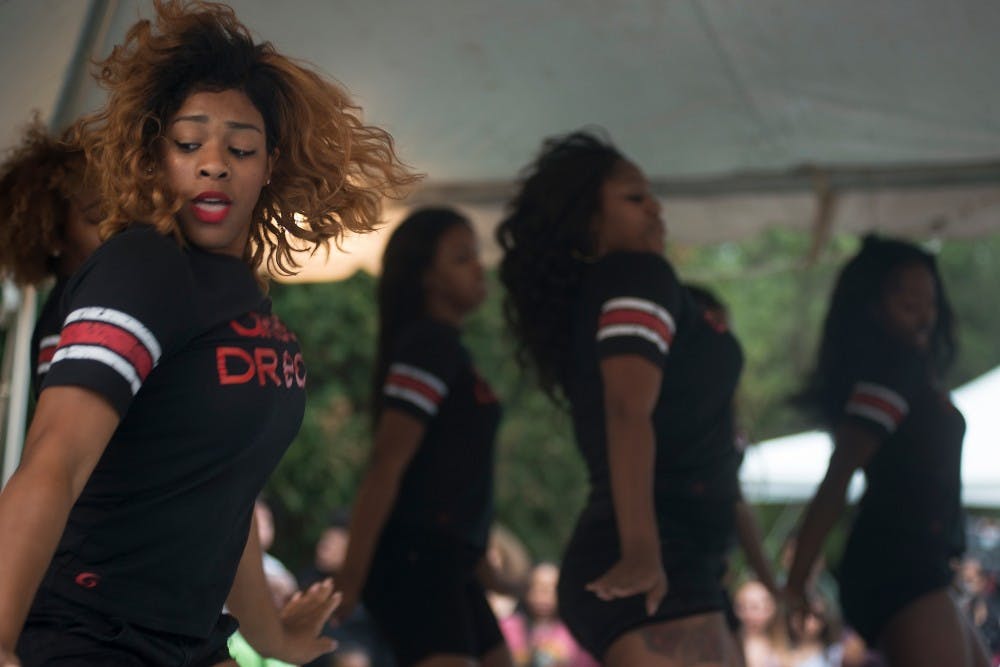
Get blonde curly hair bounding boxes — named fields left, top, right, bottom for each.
left=0, top=117, right=88, bottom=285
left=77, top=0, right=417, bottom=276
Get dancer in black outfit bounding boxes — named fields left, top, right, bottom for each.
left=786, top=236, right=989, bottom=667
left=336, top=208, right=513, bottom=667
left=0, top=121, right=102, bottom=394
left=497, top=131, right=743, bottom=666
left=0, top=2, right=413, bottom=665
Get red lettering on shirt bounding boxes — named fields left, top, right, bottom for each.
left=230, top=313, right=297, bottom=343
left=294, top=353, right=307, bottom=388
left=255, top=347, right=281, bottom=387
left=217, top=347, right=255, bottom=385
left=282, top=350, right=295, bottom=388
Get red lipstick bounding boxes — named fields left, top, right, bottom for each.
left=191, top=191, right=232, bottom=224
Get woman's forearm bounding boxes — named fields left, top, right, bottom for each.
left=0, top=466, right=79, bottom=647
left=605, top=412, right=659, bottom=556
left=734, top=497, right=777, bottom=594
left=340, top=460, right=406, bottom=585
left=787, top=470, right=851, bottom=594
left=225, top=517, right=285, bottom=656
left=0, top=388, right=126, bottom=649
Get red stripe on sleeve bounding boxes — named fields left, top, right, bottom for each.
left=850, top=392, right=905, bottom=425
left=385, top=373, right=443, bottom=405
left=38, top=346, right=57, bottom=365
left=598, top=309, right=674, bottom=345
left=57, top=321, right=155, bottom=381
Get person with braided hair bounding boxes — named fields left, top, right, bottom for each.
left=497, top=131, right=744, bottom=666
left=0, top=2, right=414, bottom=665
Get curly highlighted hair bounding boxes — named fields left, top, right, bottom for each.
left=0, top=117, right=88, bottom=285
left=496, top=130, right=624, bottom=400
left=76, top=0, right=417, bottom=275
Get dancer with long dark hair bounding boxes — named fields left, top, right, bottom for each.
left=0, top=1, right=413, bottom=664
left=336, top=207, right=512, bottom=667
left=787, top=236, right=988, bottom=667
left=497, top=131, right=744, bottom=666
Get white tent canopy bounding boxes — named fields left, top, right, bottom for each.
left=3, top=1, right=1000, bottom=477
left=2, top=1, right=1000, bottom=279
left=740, top=365, right=1000, bottom=507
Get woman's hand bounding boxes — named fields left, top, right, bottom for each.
left=781, top=583, right=816, bottom=643
left=586, top=549, right=668, bottom=616
left=272, top=578, right=340, bottom=664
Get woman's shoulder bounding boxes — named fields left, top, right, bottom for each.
left=393, top=318, right=465, bottom=363
left=81, top=224, right=187, bottom=280
left=587, top=251, right=682, bottom=310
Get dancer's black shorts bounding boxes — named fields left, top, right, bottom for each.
left=558, top=499, right=733, bottom=660
left=16, top=588, right=236, bottom=666
left=363, top=529, right=505, bottom=667
left=838, top=527, right=955, bottom=645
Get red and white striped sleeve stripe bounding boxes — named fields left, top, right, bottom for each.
left=50, top=307, right=163, bottom=395
left=597, top=297, right=676, bottom=355
left=845, top=381, right=909, bottom=433
left=384, top=362, right=448, bottom=417
left=36, top=335, right=61, bottom=376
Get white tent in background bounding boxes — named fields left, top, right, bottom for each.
left=741, top=365, right=1000, bottom=508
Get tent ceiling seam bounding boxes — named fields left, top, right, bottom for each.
left=690, top=0, right=785, bottom=159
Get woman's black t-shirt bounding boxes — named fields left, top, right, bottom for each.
left=566, top=252, right=744, bottom=525
left=36, top=225, right=306, bottom=638
left=839, top=344, right=966, bottom=559
left=379, top=318, right=501, bottom=553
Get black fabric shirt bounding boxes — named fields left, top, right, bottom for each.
left=840, top=344, right=966, bottom=556
left=566, top=252, right=744, bottom=516
left=36, top=225, right=306, bottom=637
left=30, top=277, right=68, bottom=397
left=380, top=318, right=501, bottom=552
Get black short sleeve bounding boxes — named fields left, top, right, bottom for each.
left=593, top=252, right=683, bottom=368
left=382, top=320, right=463, bottom=422
left=41, top=226, right=196, bottom=416
left=840, top=350, right=922, bottom=440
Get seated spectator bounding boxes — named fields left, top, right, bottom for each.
left=300, top=510, right=395, bottom=667
left=255, top=498, right=299, bottom=607
left=956, top=557, right=1000, bottom=659
left=503, top=562, right=598, bottom=667
left=782, top=594, right=843, bottom=667
left=487, top=524, right=534, bottom=635
left=299, top=509, right=352, bottom=589
left=332, top=645, right=372, bottom=667
left=735, top=579, right=784, bottom=667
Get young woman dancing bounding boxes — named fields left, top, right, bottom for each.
left=786, top=236, right=988, bottom=667
left=0, top=1, right=412, bottom=664
left=497, top=131, right=744, bottom=666
left=336, top=207, right=512, bottom=667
